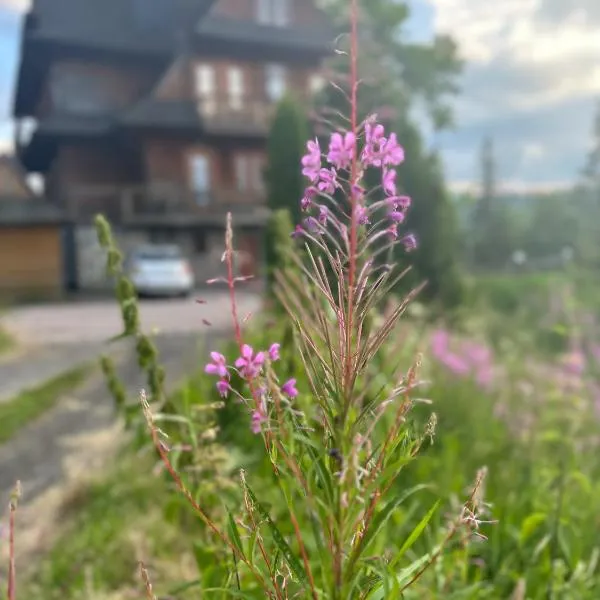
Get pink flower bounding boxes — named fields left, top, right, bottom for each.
left=387, top=195, right=411, bottom=211
left=216, top=379, right=230, bottom=398
left=355, top=205, right=369, bottom=225
left=388, top=210, right=405, bottom=223
left=235, top=344, right=265, bottom=379
left=268, top=343, right=280, bottom=361
left=401, top=234, right=417, bottom=252
left=317, top=167, right=338, bottom=195
left=300, top=186, right=317, bottom=211
left=382, top=168, right=396, bottom=196
left=441, top=352, right=470, bottom=376
left=281, top=378, right=298, bottom=398
left=301, top=139, right=321, bottom=181
left=251, top=410, right=267, bottom=434
left=382, top=133, right=405, bottom=166
left=362, top=121, right=387, bottom=166
left=327, top=131, right=356, bottom=170
left=318, top=205, right=329, bottom=224
left=386, top=224, right=398, bottom=240
left=431, top=329, right=449, bottom=358
left=205, top=352, right=228, bottom=378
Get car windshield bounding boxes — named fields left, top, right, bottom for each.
left=133, top=246, right=183, bottom=261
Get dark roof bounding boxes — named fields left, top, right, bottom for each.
left=0, top=198, right=64, bottom=226
left=27, top=0, right=216, bottom=56
left=196, top=16, right=335, bottom=57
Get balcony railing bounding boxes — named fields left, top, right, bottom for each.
left=195, top=94, right=281, bottom=135
left=64, top=183, right=268, bottom=226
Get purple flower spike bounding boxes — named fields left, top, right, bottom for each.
left=386, top=224, right=398, bottom=240
left=216, top=379, right=230, bottom=398
left=301, top=139, right=321, bottom=182
left=251, top=410, right=267, bottom=434
left=291, top=225, right=305, bottom=238
left=268, top=343, right=281, bottom=361
left=327, top=131, right=356, bottom=170
left=281, top=378, right=299, bottom=398
left=205, top=352, right=228, bottom=378
left=382, top=168, right=396, bottom=196
left=235, top=344, right=266, bottom=379
left=401, top=233, right=418, bottom=252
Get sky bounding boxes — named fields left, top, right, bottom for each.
left=0, top=0, right=598, bottom=193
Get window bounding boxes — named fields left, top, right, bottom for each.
left=251, top=156, right=265, bottom=192
left=265, top=64, right=287, bottom=102
left=51, top=67, right=116, bottom=114
left=255, top=0, right=270, bottom=24
left=189, top=154, right=211, bottom=206
left=194, top=63, right=216, bottom=116
left=227, top=66, right=244, bottom=111
left=273, top=0, right=291, bottom=26
left=234, top=154, right=264, bottom=193
left=255, top=0, right=291, bottom=26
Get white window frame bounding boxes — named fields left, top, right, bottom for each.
left=189, top=153, right=211, bottom=206
left=194, top=63, right=216, bottom=116
left=227, top=66, right=244, bottom=111
left=265, top=63, right=287, bottom=102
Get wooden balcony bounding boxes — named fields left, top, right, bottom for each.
left=64, top=183, right=269, bottom=227
left=195, top=94, right=278, bottom=136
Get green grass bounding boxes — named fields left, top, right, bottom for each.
left=0, top=365, right=91, bottom=444
left=24, top=452, right=201, bottom=600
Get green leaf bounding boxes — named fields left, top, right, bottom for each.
left=393, top=500, right=441, bottom=568
left=519, top=512, right=547, bottom=544
left=227, top=509, right=246, bottom=560
left=357, top=484, right=432, bottom=557
left=243, top=481, right=308, bottom=586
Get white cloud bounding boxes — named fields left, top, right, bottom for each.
left=433, top=0, right=600, bottom=103
left=0, top=0, right=30, bottom=13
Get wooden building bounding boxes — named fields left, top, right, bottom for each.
left=13, top=0, right=333, bottom=289
left=0, top=155, right=63, bottom=296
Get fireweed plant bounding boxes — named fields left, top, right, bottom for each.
left=139, top=3, right=491, bottom=598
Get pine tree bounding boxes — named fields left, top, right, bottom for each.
left=470, top=137, right=515, bottom=269
left=264, top=96, right=309, bottom=227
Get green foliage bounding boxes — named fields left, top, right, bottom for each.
left=0, top=365, right=90, bottom=443
left=394, top=120, right=464, bottom=308
left=265, top=96, right=309, bottom=226
left=264, top=208, right=296, bottom=294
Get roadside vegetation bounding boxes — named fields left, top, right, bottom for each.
left=0, top=366, right=91, bottom=444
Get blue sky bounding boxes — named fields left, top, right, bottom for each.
left=0, top=0, right=598, bottom=193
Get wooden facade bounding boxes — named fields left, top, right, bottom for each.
left=0, top=156, right=63, bottom=295
left=12, top=0, right=333, bottom=288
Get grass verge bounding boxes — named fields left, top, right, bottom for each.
left=23, top=451, right=199, bottom=600
left=0, top=325, right=15, bottom=356
left=0, top=365, right=91, bottom=444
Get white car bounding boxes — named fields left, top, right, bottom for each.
left=127, top=244, right=195, bottom=298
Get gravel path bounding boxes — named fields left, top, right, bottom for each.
left=0, top=332, right=215, bottom=575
